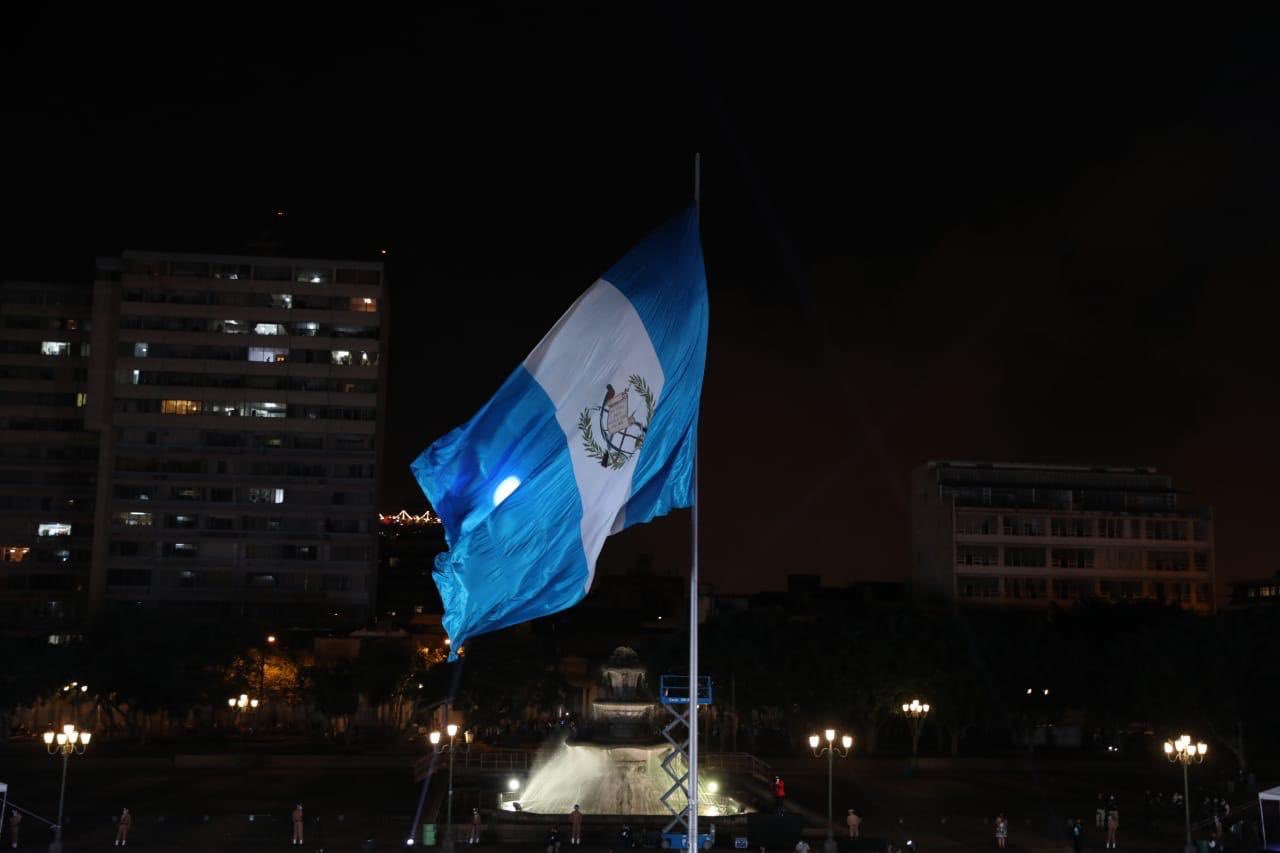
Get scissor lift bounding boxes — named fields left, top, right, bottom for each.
left=658, top=675, right=713, bottom=850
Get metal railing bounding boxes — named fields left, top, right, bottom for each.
left=414, top=749, right=533, bottom=781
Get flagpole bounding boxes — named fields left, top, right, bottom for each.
left=687, top=151, right=701, bottom=853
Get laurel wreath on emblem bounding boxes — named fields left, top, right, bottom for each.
left=577, top=374, right=655, bottom=470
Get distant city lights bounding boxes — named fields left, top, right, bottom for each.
left=379, top=509, right=441, bottom=527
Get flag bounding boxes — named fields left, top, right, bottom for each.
left=411, top=206, right=708, bottom=653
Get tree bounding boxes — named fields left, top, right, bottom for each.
left=310, top=660, right=360, bottom=744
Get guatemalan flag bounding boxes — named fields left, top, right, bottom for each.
left=412, top=206, right=708, bottom=653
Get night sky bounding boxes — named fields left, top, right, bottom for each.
left=4, top=8, right=1279, bottom=593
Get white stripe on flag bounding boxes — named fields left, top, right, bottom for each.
left=524, top=279, right=665, bottom=591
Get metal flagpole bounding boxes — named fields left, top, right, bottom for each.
left=687, top=151, right=702, bottom=853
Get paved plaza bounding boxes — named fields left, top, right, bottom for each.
left=0, top=749, right=1254, bottom=851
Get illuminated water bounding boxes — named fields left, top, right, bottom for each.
left=503, top=742, right=742, bottom=817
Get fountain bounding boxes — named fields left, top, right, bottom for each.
left=502, top=648, right=743, bottom=817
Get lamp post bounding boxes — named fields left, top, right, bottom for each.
left=1164, top=734, right=1207, bottom=853
left=227, top=693, right=259, bottom=753
left=43, top=723, right=91, bottom=852
left=901, top=700, right=930, bottom=773
left=431, top=723, right=472, bottom=852
left=808, top=729, right=853, bottom=853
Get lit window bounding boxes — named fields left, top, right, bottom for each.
left=55, top=549, right=71, bottom=562
left=331, top=350, right=352, bottom=365
left=248, top=346, right=288, bottom=363
left=41, top=341, right=70, bottom=356
left=161, top=399, right=201, bottom=415
left=38, top=523, right=72, bottom=537
left=131, top=370, right=140, bottom=385
left=253, top=323, right=286, bottom=336
left=75, top=392, right=87, bottom=407
left=134, top=342, right=149, bottom=358
left=349, top=297, right=377, bottom=312
left=246, top=401, right=287, bottom=418
left=271, top=293, right=293, bottom=309
left=2, top=546, right=30, bottom=563
left=113, top=511, right=153, bottom=527
left=247, top=487, right=285, bottom=504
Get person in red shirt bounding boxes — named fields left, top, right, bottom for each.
left=773, top=777, right=786, bottom=814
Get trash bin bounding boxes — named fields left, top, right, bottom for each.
left=423, top=823, right=437, bottom=846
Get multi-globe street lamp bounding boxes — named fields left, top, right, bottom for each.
left=43, top=723, right=91, bottom=852
left=901, top=699, right=930, bottom=772
left=1164, top=734, right=1207, bottom=853
left=227, top=693, right=259, bottom=752
left=430, top=723, right=472, bottom=852
left=808, top=729, right=853, bottom=853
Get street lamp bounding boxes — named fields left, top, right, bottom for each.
left=44, top=723, right=91, bottom=851
left=808, top=729, right=853, bottom=853
left=431, top=723, right=472, bottom=852
left=901, top=700, right=930, bottom=773
left=1164, top=734, right=1207, bottom=853
left=227, top=693, right=259, bottom=753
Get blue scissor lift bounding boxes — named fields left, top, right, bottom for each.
left=658, top=675, right=714, bottom=850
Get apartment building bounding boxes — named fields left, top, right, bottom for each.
left=912, top=461, right=1215, bottom=612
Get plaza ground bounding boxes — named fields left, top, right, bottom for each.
left=0, top=747, right=1259, bottom=851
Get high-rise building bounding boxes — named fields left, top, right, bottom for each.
left=80, top=251, right=387, bottom=627
left=911, top=461, right=1215, bottom=612
left=0, top=281, right=98, bottom=638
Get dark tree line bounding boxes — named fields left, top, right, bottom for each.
left=699, top=601, right=1280, bottom=771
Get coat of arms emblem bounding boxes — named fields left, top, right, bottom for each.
left=577, top=374, right=655, bottom=470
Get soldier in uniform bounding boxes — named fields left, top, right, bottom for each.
left=570, top=805, right=584, bottom=846
left=114, top=807, right=132, bottom=846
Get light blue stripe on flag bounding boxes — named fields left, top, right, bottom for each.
left=411, top=206, right=708, bottom=652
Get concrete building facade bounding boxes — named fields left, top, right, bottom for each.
left=0, top=251, right=388, bottom=636
left=912, top=461, right=1215, bottom=612
left=85, top=251, right=387, bottom=626
left=0, top=281, right=98, bottom=637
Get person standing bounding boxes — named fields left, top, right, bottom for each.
left=1105, top=808, right=1119, bottom=849
left=115, top=808, right=132, bottom=846
left=1070, top=818, right=1082, bottom=853
left=994, top=813, right=1008, bottom=849
left=470, top=808, right=482, bottom=845
left=1095, top=794, right=1106, bottom=829
left=570, top=804, right=584, bottom=846
left=548, top=825, right=562, bottom=853
left=291, top=803, right=304, bottom=846
left=846, top=809, right=861, bottom=839
left=9, top=809, right=20, bottom=849
left=773, top=777, right=787, bottom=815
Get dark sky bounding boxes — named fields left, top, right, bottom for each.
left=4, top=7, right=1279, bottom=593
